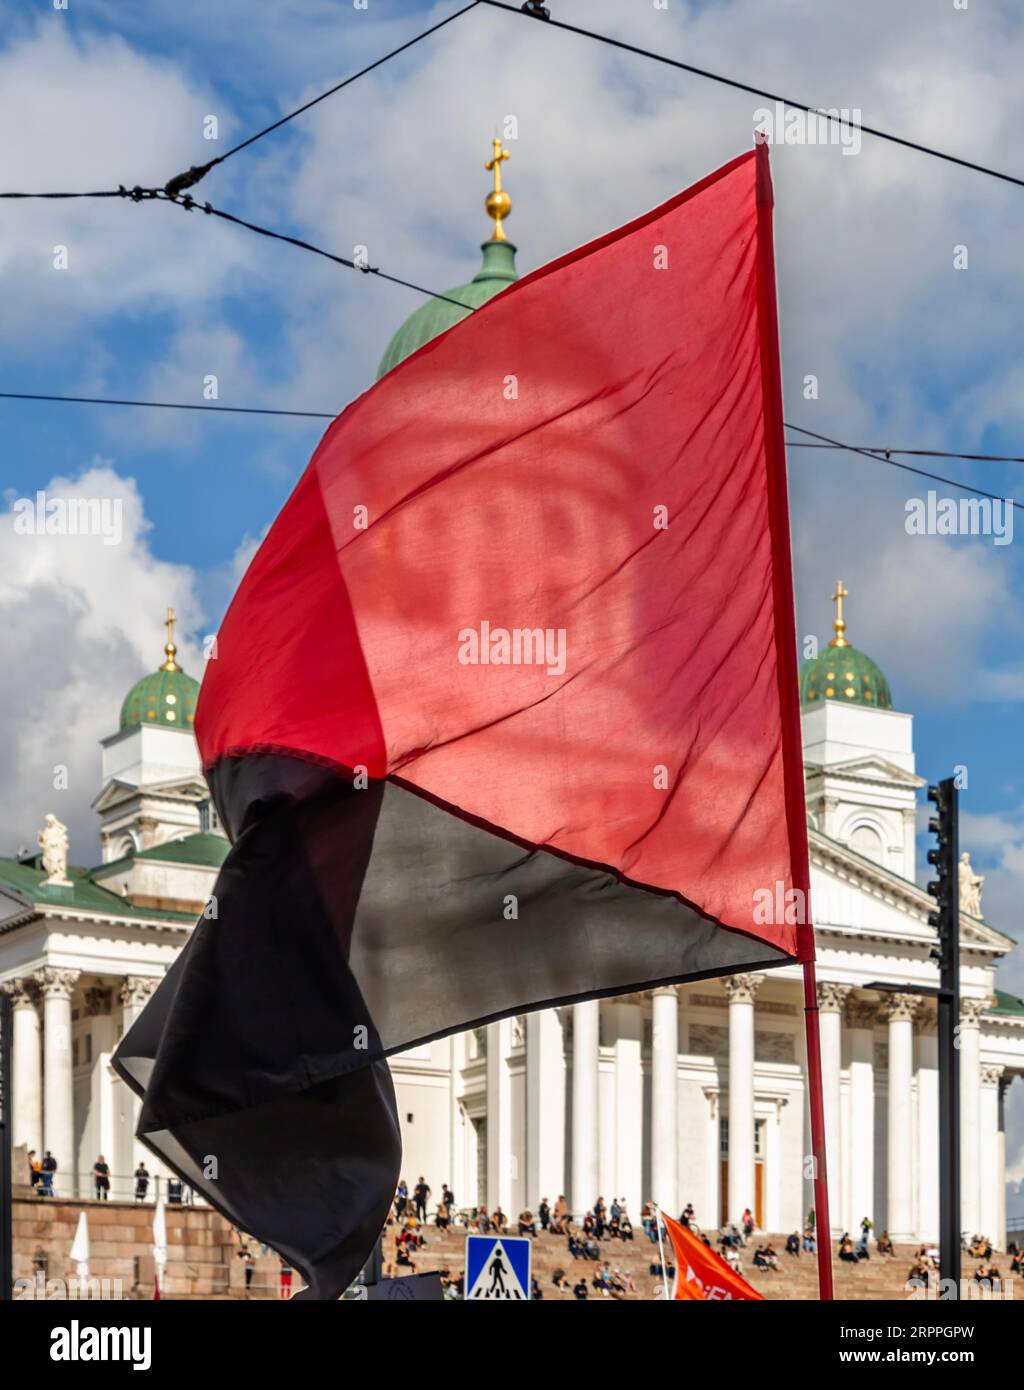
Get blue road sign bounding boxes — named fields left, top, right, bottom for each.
left=465, top=1234, right=531, bottom=1300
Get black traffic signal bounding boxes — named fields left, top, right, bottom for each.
left=926, top=779, right=959, bottom=967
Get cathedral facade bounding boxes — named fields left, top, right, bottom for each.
left=2, top=156, right=1022, bottom=1246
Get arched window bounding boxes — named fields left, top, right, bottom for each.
left=849, top=823, right=884, bottom=865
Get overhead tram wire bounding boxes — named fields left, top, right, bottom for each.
left=482, top=0, right=1024, bottom=193
left=1, top=387, right=1016, bottom=509
left=784, top=423, right=1023, bottom=514
left=786, top=441, right=1024, bottom=466
left=0, top=0, right=482, bottom=203
left=0, top=391, right=336, bottom=420
left=6, top=1, right=1024, bottom=204
left=161, top=0, right=482, bottom=197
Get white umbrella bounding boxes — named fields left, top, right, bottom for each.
left=70, top=1210, right=90, bottom=1281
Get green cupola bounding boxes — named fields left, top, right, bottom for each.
left=376, top=138, right=520, bottom=380
left=119, top=607, right=200, bottom=732
left=799, top=580, right=893, bottom=711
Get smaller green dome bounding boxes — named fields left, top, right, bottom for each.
left=799, top=643, right=892, bottom=711
left=376, top=239, right=519, bottom=380
left=120, top=615, right=199, bottom=732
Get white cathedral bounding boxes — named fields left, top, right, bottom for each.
left=4, top=159, right=1023, bottom=1245
left=1, top=593, right=1022, bottom=1246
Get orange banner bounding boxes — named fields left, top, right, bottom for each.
left=661, top=1213, right=764, bottom=1301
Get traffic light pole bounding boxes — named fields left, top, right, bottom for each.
left=929, top=777, right=960, bottom=1293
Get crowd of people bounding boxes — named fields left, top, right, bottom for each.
left=26, top=1149, right=154, bottom=1203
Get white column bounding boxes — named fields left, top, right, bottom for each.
left=959, top=998, right=986, bottom=1238
left=885, top=993, right=917, bottom=1242
left=613, top=1000, right=643, bottom=1219
left=118, top=977, right=160, bottom=1171
left=704, top=1090, right=721, bottom=1229
left=916, top=1025, right=939, bottom=1244
left=724, top=974, right=762, bottom=1227
left=846, top=1001, right=875, bottom=1235
left=816, top=982, right=850, bottom=1234
left=997, top=1079, right=1009, bottom=1252
left=449, top=1033, right=467, bottom=1211
left=526, top=1008, right=565, bottom=1209
left=979, top=1064, right=1004, bottom=1249
left=486, top=1017, right=513, bottom=1216
left=571, top=1000, right=600, bottom=1215
left=651, top=986, right=679, bottom=1217
left=39, top=967, right=80, bottom=1194
left=3, top=979, right=42, bottom=1154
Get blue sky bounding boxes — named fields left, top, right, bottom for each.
left=1, top=0, right=1022, bottom=1147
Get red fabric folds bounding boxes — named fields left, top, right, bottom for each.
left=197, top=144, right=809, bottom=960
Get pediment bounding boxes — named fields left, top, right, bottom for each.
left=806, top=755, right=924, bottom=789
left=92, top=775, right=208, bottom=812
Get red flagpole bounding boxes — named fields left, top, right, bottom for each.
left=802, top=957, right=834, bottom=1300
left=754, top=135, right=834, bottom=1301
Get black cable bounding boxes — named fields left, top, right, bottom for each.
left=1, top=390, right=1019, bottom=513
left=481, top=0, right=1024, bottom=192
left=785, top=423, right=1023, bottom=513
left=161, top=190, right=474, bottom=309
left=0, top=190, right=127, bottom=200
left=0, top=391, right=335, bottom=419
left=1, top=3, right=481, bottom=202
left=786, top=441, right=1024, bottom=465
left=163, top=0, right=481, bottom=196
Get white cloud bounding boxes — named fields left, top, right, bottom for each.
left=0, top=463, right=202, bottom=864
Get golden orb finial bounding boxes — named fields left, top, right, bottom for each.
left=484, top=137, right=512, bottom=241
left=160, top=606, right=180, bottom=671
left=829, top=579, right=850, bottom=648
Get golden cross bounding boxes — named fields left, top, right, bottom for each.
left=161, top=606, right=180, bottom=670
left=485, top=137, right=510, bottom=195
left=829, top=579, right=849, bottom=648
left=484, top=137, right=513, bottom=242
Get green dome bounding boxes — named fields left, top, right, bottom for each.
left=799, top=642, right=893, bottom=711
left=120, top=646, right=199, bottom=733
left=376, top=239, right=519, bottom=380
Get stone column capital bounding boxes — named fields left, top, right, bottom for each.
left=980, top=1063, right=1005, bottom=1088
left=118, top=976, right=160, bottom=1009
left=960, top=997, right=990, bottom=1026
left=1, top=977, right=41, bottom=1009
left=35, top=967, right=80, bottom=1001
left=651, top=984, right=679, bottom=1000
left=882, top=992, right=920, bottom=1024
left=816, top=981, right=852, bottom=1014
left=723, top=973, right=763, bottom=1006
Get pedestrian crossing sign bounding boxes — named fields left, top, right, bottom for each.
left=465, top=1235, right=531, bottom=1300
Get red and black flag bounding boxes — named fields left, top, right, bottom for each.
left=113, top=145, right=815, bottom=1299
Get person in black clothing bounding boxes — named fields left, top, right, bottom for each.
left=41, top=1150, right=57, bottom=1197
left=134, top=1163, right=150, bottom=1202
left=92, top=1155, right=111, bottom=1200
left=531, top=1276, right=543, bottom=1300
left=414, top=1176, right=431, bottom=1223
left=573, top=1278, right=589, bottom=1300
left=539, top=1198, right=551, bottom=1231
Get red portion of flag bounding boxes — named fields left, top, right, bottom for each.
left=662, top=1213, right=764, bottom=1301
left=197, top=144, right=810, bottom=957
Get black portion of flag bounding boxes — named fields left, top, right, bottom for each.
left=114, top=752, right=789, bottom=1297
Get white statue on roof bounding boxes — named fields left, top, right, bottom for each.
left=959, top=851, right=984, bottom=918
left=38, top=813, right=72, bottom=886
